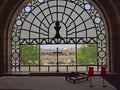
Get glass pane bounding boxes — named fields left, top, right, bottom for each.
left=77, top=44, right=97, bottom=65
left=20, top=45, right=39, bottom=71
left=41, top=44, right=76, bottom=65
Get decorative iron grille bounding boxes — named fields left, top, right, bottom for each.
left=12, top=0, right=107, bottom=71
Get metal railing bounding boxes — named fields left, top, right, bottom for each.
left=18, top=65, right=104, bottom=72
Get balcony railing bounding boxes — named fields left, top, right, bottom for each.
left=14, top=65, right=105, bottom=72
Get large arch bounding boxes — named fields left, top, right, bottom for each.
left=0, top=0, right=120, bottom=73
left=8, top=0, right=108, bottom=72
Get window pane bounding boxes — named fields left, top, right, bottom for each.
left=41, top=44, right=76, bottom=65
left=20, top=45, right=39, bottom=71
left=77, top=44, right=97, bottom=65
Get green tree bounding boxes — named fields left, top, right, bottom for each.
left=20, top=45, right=39, bottom=65
left=77, top=44, right=97, bottom=65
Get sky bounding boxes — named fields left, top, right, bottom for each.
left=40, top=44, right=81, bottom=49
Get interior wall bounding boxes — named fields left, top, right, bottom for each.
left=110, top=0, right=120, bottom=73
left=0, top=0, right=23, bottom=73
left=0, top=0, right=120, bottom=73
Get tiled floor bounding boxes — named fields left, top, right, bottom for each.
left=0, top=76, right=117, bottom=90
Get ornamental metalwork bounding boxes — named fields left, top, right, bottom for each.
left=12, top=0, right=107, bottom=71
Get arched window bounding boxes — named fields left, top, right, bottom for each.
left=11, top=0, right=107, bottom=72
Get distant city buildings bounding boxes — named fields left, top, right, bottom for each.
left=41, top=48, right=75, bottom=65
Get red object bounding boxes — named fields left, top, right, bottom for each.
left=88, top=67, right=94, bottom=76
left=101, top=66, right=106, bottom=76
